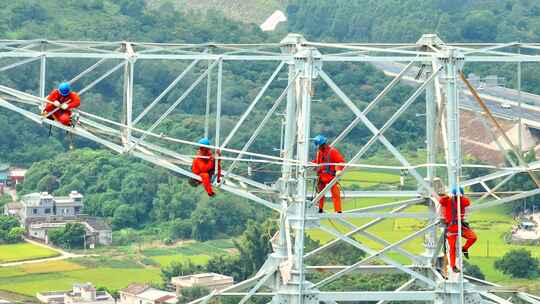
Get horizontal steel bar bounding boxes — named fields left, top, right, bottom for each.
left=318, top=291, right=435, bottom=301
left=316, top=212, right=430, bottom=219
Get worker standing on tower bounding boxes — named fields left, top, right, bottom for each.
left=42, top=82, right=81, bottom=126
left=439, top=186, right=477, bottom=273
left=312, top=135, right=345, bottom=213
left=191, top=138, right=221, bottom=197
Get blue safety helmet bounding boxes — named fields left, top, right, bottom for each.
left=58, top=82, right=71, bottom=97
left=451, top=186, right=464, bottom=196
left=313, top=135, right=327, bottom=146
left=198, top=137, right=210, bottom=146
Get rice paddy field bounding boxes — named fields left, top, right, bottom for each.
left=0, top=239, right=235, bottom=297
left=0, top=243, right=59, bottom=263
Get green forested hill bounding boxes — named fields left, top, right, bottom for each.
left=287, top=0, right=540, bottom=43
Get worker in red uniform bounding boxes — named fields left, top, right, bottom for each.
left=439, top=186, right=477, bottom=273
left=312, top=135, right=345, bottom=213
left=191, top=138, right=221, bottom=197
left=42, top=82, right=81, bottom=126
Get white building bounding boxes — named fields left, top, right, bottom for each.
left=18, top=191, right=83, bottom=226
left=171, top=273, right=234, bottom=295
left=119, top=283, right=177, bottom=304
left=7, top=191, right=112, bottom=246
left=37, top=283, right=114, bottom=304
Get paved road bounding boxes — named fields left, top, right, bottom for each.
left=0, top=238, right=96, bottom=267
left=372, top=62, right=540, bottom=126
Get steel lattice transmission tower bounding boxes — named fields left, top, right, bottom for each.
left=0, top=34, right=540, bottom=304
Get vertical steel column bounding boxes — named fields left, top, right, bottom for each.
left=444, top=49, right=462, bottom=190
left=276, top=35, right=302, bottom=267
left=204, top=49, right=213, bottom=138
left=517, top=44, right=523, bottom=153
left=122, top=59, right=134, bottom=148
left=440, top=47, right=466, bottom=304
left=291, top=46, right=321, bottom=304
left=39, top=41, right=47, bottom=100
left=426, top=70, right=437, bottom=183
left=294, top=48, right=312, bottom=304
left=423, top=69, right=438, bottom=261
left=215, top=59, right=223, bottom=148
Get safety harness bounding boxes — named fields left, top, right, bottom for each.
left=448, top=196, right=470, bottom=229
left=320, top=146, right=337, bottom=176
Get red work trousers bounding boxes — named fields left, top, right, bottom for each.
left=317, top=174, right=342, bottom=212
left=446, top=224, right=477, bottom=268
left=44, top=108, right=73, bottom=126
left=199, top=172, right=214, bottom=196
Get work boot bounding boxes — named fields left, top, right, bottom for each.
left=462, top=250, right=470, bottom=259
left=318, top=208, right=324, bottom=213
left=452, top=266, right=460, bottom=273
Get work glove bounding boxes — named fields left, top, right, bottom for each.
left=60, top=103, right=69, bottom=110
left=53, top=101, right=61, bottom=107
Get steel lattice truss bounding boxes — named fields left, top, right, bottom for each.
left=1, top=34, right=540, bottom=304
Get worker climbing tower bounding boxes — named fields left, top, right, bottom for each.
left=0, top=34, right=539, bottom=303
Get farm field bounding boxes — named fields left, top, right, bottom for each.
left=0, top=243, right=59, bottom=263
left=0, top=240, right=234, bottom=297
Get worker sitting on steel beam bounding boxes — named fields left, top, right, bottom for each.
left=439, top=186, right=477, bottom=273
left=312, top=135, right=345, bottom=213
left=191, top=138, right=221, bottom=197
left=42, top=82, right=81, bottom=126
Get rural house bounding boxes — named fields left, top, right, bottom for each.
left=171, top=273, right=234, bottom=295
left=37, top=283, right=114, bottom=304
left=119, top=283, right=177, bottom=304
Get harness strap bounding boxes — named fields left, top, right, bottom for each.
left=320, top=147, right=336, bottom=176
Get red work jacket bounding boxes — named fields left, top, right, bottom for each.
left=192, top=149, right=215, bottom=175
left=439, top=195, right=471, bottom=225
left=313, top=145, right=345, bottom=177
left=46, top=89, right=81, bottom=111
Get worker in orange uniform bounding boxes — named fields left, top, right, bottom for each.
left=191, top=138, right=221, bottom=197
left=439, top=186, right=477, bottom=273
left=42, top=82, right=81, bottom=126
left=312, top=135, right=345, bottom=213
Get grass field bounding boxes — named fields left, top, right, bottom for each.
left=342, top=170, right=401, bottom=188
left=0, top=243, right=59, bottom=263
left=0, top=239, right=235, bottom=297
left=0, top=264, right=161, bottom=296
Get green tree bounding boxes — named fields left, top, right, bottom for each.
left=160, top=260, right=203, bottom=285
left=463, top=261, right=485, bottom=280
left=178, top=286, right=210, bottom=304
left=495, top=249, right=539, bottom=278
left=112, top=204, right=139, bottom=230
left=5, top=227, right=24, bottom=243
left=49, top=223, right=86, bottom=249
left=0, top=216, right=19, bottom=232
